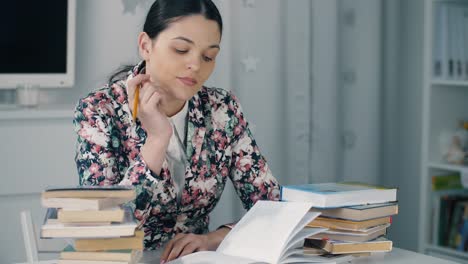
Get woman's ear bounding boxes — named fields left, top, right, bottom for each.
left=138, top=32, right=152, bottom=60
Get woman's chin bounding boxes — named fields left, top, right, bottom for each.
left=175, top=87, right=202, bottom=100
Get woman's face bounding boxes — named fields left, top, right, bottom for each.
left=140, top=15, right=221, bottom=101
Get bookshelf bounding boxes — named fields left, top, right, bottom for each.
left=419, top=0, right=468, bottom=262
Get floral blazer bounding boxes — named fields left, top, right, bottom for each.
left=73, top=63, right=281, bottom=249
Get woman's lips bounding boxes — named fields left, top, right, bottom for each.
left=177, top=77, right=198, bottom=87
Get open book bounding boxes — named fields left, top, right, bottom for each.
left=167, top=201, right=352, bottom=264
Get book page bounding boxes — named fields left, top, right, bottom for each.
left=281, top=253, right=351, bottom=264
left=281, top=227, right=326, bottom=258
left=217, top=201, right=316, bottom=263
left=285, top=212, right=321, bottom=246
left=166, top=251, right=262, bottom=264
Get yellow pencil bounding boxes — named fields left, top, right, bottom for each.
left=132, top=85, right=140, bottom=122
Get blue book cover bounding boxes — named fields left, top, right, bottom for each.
left=283, top=182, right=392, bottom=194
left=281, top=182, right=397, bottom=208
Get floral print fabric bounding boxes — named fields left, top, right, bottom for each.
left=73, top=63, right=280, bottom=249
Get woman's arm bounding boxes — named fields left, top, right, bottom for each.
left=227, top=92, right=281, bottom=209
left=74, top=94, right=124, bottom=186
left=73, top=91, right=171, bottom=225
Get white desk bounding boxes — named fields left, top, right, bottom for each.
left=15, top=248, right=458, bottom=264
left=139, top=247, right=458, bottom=264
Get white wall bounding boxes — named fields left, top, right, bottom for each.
left=309, top=0, right=383, bottom=185
left=381, top=0, right=424, bottom=252
left=338, top=0, right=382, bottom=184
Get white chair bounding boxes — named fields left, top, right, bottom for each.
left=20, top=210, right=39, bottom=263
left=17, top=210, right=61, bottom=264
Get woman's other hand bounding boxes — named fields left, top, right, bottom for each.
left=160, top=228, right=230, bottom=263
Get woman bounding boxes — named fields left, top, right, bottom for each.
left=73, top=0, right=280, bottom=262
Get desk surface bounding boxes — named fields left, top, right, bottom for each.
left=17, top=247, right=458, bottom=264
left=139, top=247, right=458, bottom=264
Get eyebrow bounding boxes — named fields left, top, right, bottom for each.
left=172, top=36, right=220, bottom=49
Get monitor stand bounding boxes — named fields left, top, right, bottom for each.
left=16, top=84, right=40, bottom=108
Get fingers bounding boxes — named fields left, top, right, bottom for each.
left=165, top=235, right=194, bottom=262
left=146, top=88, right=165, bottom=108
left=161, top=234, right=205, bottom=262
left=161, top=233, right=184, bottom=262
left=140, top=82, right=161, bottom=105
left=131, top=81, right=164, bottom=121
left=127, top=74, right=150, bottom=98
left=178, top=242, right=199, bottom=259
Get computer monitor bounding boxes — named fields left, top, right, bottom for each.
left=0, top=0, right=76, bottom=89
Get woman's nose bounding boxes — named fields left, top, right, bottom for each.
left=187, top=56, right=201, bottom=72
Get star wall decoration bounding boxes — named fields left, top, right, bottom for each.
left=122, top=0, right=148, bottom=15
left=243, top=0, right=256, bottom=8
left=242, top=56, right=260, bottom=73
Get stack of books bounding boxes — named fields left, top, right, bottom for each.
left=281, top=182, right=398, bottom=257
left=40, top=186, right=143, bottom=264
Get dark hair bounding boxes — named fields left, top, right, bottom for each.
left=109, top=0, right=223, bottom=84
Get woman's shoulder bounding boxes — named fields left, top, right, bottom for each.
left=199, top=87, right=246, bottom=130
left=75, top=81, right=127, bottom=116
left=201, top=86, right=240, bottom=107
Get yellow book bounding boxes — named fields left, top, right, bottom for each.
left=58, top=261, right=129, bottom=264
left=307, top=216, right=391, bottom=231
left=41, top=207, right=137, bottom=238
left=58, top=207, right=125, bottom=223
left=309, top=224, right=388, bottom=242
left=60, top=246, right=136, bottom=262
left=305, top=237, right=392, bottom=254
left=75, top=230, right=144, bottom=251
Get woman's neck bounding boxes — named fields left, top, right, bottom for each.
left=161, top=98, right=186, bottom=117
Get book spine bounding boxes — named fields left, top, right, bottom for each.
left=432, top=173, right=462, bottom=191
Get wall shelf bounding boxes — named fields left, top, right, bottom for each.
left=428, top=162, right=468, bottom=173
left=420, top=1, right=468, bottom=262
left=0, top=104, right=73, bottom=121
left=425, top=244, right=468, bottom=261
left=431, top=79, right=468, bottom=87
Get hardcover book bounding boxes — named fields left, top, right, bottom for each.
left=41, top=207, right=137, bottom=238
left=57, top=207, right=125, bottom=223
left=281, top=182, right=397, bottom=208
left=307, top=216, right=391, bottom=231
left=74, top=230, right=144, bottom=251
left=308, top=202, right=398, bottom=221
left=305, top=237, right=392, bottom=254
left=42, top=185, right=136, bottom=199
left=42, top=197, right=132, bottom=211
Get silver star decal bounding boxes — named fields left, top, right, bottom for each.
left=243, top=0, right=256, bottom=8
left=122, top=0, right=149, bottom=15
left=242, top=56, right=260, bottom=73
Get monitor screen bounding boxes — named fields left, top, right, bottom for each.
left=0, top=0, right=76, bottom=89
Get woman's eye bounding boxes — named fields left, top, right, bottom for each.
left=175, top=49, right=188, bottom=54
left=203, top=56, right=213, bottom=62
